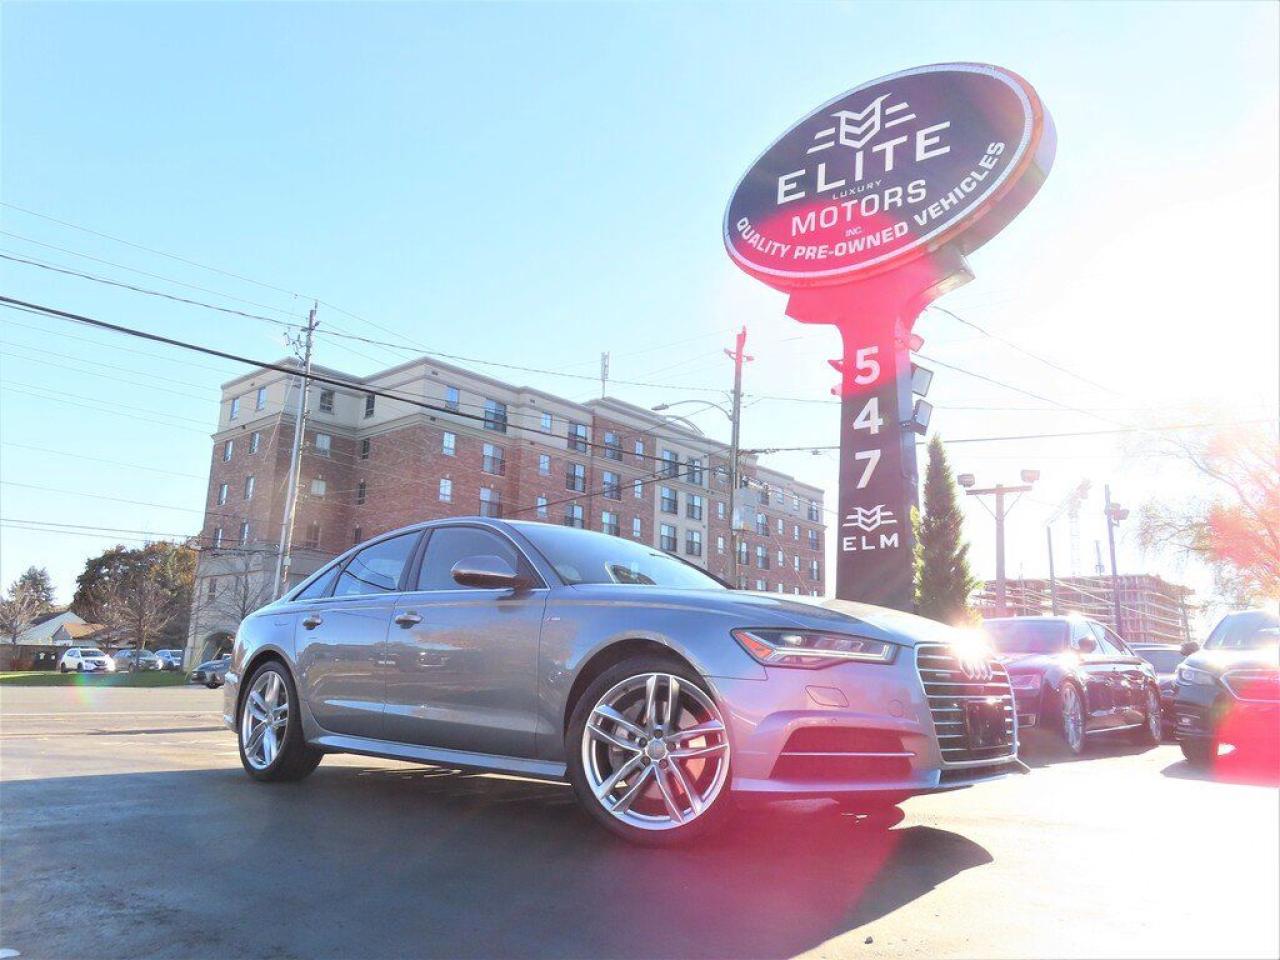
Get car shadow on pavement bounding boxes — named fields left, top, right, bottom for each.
left=1161, top=748, right=1280, bottom=788
left=1016, top=730, right=1157, bottom=769
left=1, top=763, right=993, bottom=960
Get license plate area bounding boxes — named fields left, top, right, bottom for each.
left=964, top=700, right=1008, bottom=749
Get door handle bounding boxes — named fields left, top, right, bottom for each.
left=302, top=614, right=323, bottom=630
left=394, top=611, right=423, bottom=628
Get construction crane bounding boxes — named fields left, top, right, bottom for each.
left=1045, top=480, right=1091, bottom=614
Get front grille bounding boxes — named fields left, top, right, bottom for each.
left=916, top=643, right=1016, bottom=764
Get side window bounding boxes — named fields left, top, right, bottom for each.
left=416, top=526, right=522, bottom=591
left=1088, top=623, right=1120, bottom=655
left=1070, top=621, right=1094, bottom=651
left=332, top=533, right=419, bottom=597
left=294, top=565, right=341, bottom=602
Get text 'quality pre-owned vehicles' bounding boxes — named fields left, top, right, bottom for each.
left=984, top=616, right=1163, bottom=755
left=225, top=519, right=1025, bottom=844
left=1174, top=609, right=1280, bottom=766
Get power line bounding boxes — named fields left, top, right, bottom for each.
left=0, top=441, right=206, bottom=480
left=0, top=314, right=241, bottom=374
left=0, top=382, right=213, bottom=434
left=0, top=339, right=220, bottom=399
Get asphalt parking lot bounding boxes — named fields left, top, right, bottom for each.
left=1, top=686, right=1277, bottom=960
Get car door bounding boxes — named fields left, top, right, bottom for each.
left=1096, top=625, right=1147, bottom=726
left=294, top=530, right=421, bottom=740
left=1072, top=620, right=1116, bottom=730
left=383, top=524, right=548, bottom=759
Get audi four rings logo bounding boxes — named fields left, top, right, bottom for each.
left=957, top=654, right=994, bottom=682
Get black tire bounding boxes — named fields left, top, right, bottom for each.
left=1131, top=687, right=1163, bottom=746
left=206, top=681, right=220, bottom=689
left=566, top=654, right=734, bottom=847
left=237, top=660, right=322, bottom=783
left=1180, top=737, right=1218, bottom=767
left=76, top=663, right=83, bottom=673
left=60, top=665, right=68, bottom=674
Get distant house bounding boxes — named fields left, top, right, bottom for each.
left=16, top=610, right=86, bottom=645
left=51, top=622, right=108, bottom=646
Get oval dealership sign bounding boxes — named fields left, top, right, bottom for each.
left=724, top=63, right=1054, bottom=289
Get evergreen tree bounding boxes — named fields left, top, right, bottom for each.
left=16, top=566, right=55, bottom=612
left=916, top=436, right=978, bottom=624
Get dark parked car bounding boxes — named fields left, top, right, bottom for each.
left=984, top=616, right=1162, bottom=755
left=1130, top=643, right=1191, bottom=739
left=156, top=649, right=185, bottom=671
left=1174, top=610, right=1280, bottom=766
left=190, top=654, right=231, bottom=688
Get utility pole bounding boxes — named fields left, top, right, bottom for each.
left=960, top=470, right=1037, bottom=617
left=725, top=327, right=752, bottom=587
left=600, top=352, right=610, bottom=398
left=1046, top=526, right=1058, bottom=615
left=1104, top=484, right=1128, bottom=638
left=273, top=304, right=317, bottom=597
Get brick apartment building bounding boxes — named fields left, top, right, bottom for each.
left=976, top=574, right=1194, bottom=645
left=186, top=355, right=827, bottom=662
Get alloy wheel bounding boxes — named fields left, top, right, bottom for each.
left=241, top=670, right=289, bottom=771
left=1146, top=688, right=1162, bottom=741
left=1061, top=685, right=1084, bottom=753
left=581, top=672, right=731, bottom=832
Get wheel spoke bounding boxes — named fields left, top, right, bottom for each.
left=652, top=765, right=684, bottom=824
left=668, top=719, right=725, bottom=744
left=670, top=741, right=729, bottom=760
left=611, top=764, right=654, bottom=813
left=642, top=674, right=658, bottom=731
left=248, top=692, right=268, bottom=721
left=588, top=722, right=642, bottom=754
left=666, top=759, right=703, bottom=817
left=662, top=676, right=680, bottom=733
left=244, top=722, right=266, bottom=757
left=591, top=704, right=646, bottom=742
left=594, top=754, right=645, bottom=800
left=263, top=727, right=277, bottom=764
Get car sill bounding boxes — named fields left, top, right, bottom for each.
left=310, top=734, right=569, bottom=782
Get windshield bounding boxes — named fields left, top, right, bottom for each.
left=517, top=524, right=726, bottom=590
left=1135, top=648, right=1184, bottom=673
left=1205, top=611, right=1280, bottom=650
left=984, top=620, right=1068, bottom=654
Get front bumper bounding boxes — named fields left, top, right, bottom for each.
left=1175, top=682, right=1280, bottom=747
left=710, top=645, right=1023, bottom=799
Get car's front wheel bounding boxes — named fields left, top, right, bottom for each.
left=1180, top=737, right=1218, bottom=767
left=567, top=656, right=733, bottom=846
left=1132, top=686, right=1162, bottom=745
left=1059, top=683, right=1086, bottom=755
left=237, top=661, right=322, bottom=782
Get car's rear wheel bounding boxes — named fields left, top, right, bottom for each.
left=1059, top=683, right=1086, bottom=755
left=1180, top=737, right=1218, bottom=767
left=76, top=663, right=83, bottom=673
left=567, top=656, right=733, bottom=846
left=1132, top=687, right=1162, bottom=745
left=59, top=664, right=68, bottom=673
left=238, top=661, right=322, bottom=782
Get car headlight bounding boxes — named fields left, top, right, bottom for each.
left=1008, top=672, right=1042, bottom=692
left=731, top=628, right=897, bottom=668
left=1176, top=665, right=1216, bottom=687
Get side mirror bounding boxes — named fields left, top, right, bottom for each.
left=1180, top=641, right=1200, bottom=657
left=1076, top=636, right=1097, bottom=653
left=451, top=555, right=523, bottom=590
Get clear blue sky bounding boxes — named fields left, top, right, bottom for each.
left=2, top=1, right=1276, bottom=627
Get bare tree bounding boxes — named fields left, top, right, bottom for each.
left=193, top=549, right=277, bottom=628
left=0, top=579, right=44, bottom=644
left=95, top=553, right=187, bottom=671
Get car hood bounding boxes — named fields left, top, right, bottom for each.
left=1184, top=646, right=1280, bottom=677
left=563, top=585, right=970, bottom=648
left=994, top=651, right=1062, bottom=672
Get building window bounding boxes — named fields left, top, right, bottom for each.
left=239, top=520, right=251, bottom=545
left=756, top=545, right=769, bottom=570
left=318, top=389, right=334, bottom=414
left=603, top=471, right=621, bottom=501
left=206, top=578, right=217, bottom=601
left=244, top=476, right=255, bottom=500
left=438, top=478, right=452, bottom=503
left=755, top=513, right=767, bottom=536
left=808, top=530, right=820, bottom=550
left=482, top=443, right=506, bottom=476
left=364, top=394, right=376, bottom=418
left=564, top=504, right=584, bottom=528
left=686, top=494, right=704, bottom=521
left=714, top=465, right=728, bottom=485
left=568, top=422, right=589, bottom=453
left=633, top=479, right=644, bottom=500
left=566, top=462, right=586, bottom=493
left=353, top=526, right=363, bottom=545
left=793, top=494, right=801, bottom=511
left=776, top=549, right=784, bottom=567
left=716, top=535, right=725, bottom=555
left=807, top=499, right=821, bottom=522
left=633, top=439, right=644, bottom=460
left=661, top=449, right=679, bottom=479
left=794, top=555, right=801, bottom=572
left=774, top=489, right=785, bottom=506
left=776, top=517, right=784, bottom=535
left=249, top=431, right=261, bottom=454
left=758, top=487, right=769, bottom=505
left=631, top=517, right=642, bottom=539
left=304, top=522, right=320, bottom=549
left=756, top=579, right=766, bottom=592
left=737, top=541, right=748, bottom=565
left=659, top=523, right=677, bottom=552
left=444, top=385, right=460, bottom=412
left=222, top=439, right=234, bottom=462
left=660, top=487, right=677, bottom=514
left=540, top=411, right=553, bottom=432
left=310, top=478, right=327, bottom=497
left=601, top=511, right=620, bottom=536
left=479, top=487, right=502, bottom=518
left=212, top=527, right=223, bottom=549
left=716, top=500, right=726, bottom=521
left=356, top=480, right=367, bottom=505
left=809, top=559, right=821, bottom=582
left=538, top=454, right=551, bottom=476
left=685, top=530, right=703, bottom=557
left=442, top=432, right=456, bottom=456
left=315, top=433, right=331, bottom=457
left=483, top=399, right=507, bottom=433
left=536, top=496, right=548, bottom=519
left=604, top=432, right=622, bottom=461
left=255, top=386, right=266, bottom=411
left=216, top=483, right=228, bottom=506
left=793, top=524, right=800, bottom=541
left=688, top=458, right=703, bottom=485
left=229, top=396, right=240, bottom=420
left=360, top=438, right=371, bottom=461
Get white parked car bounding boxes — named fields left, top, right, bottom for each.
left=59, top=648, right=115, bottom=673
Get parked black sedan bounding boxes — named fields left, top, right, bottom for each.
left=984, top=616, right=1162, bottom=755
left=1130, top=643, right=1192, bottom=739
left=1174, top=610, right=1279, bottom=766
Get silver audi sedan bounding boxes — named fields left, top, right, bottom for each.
left=225, top=518, right=1023, bottom=844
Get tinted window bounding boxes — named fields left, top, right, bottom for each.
left=984, top=620, right=1068, bottom=654
left=1136, top=648, right=1184, bottom=673
left=295, top=565, right=340, bottom=601
left=1205, top=610, right=1280, bottom=649
left=333, top=533, right=418, bottom=597
left=416, top=526, right=522, bottom=591
left=1087, top=623, right=1120, bottom=654
left=517, top=523, right=724, bottom=589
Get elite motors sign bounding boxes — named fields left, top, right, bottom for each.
left=725, top=63, right=1054, bottom=288
left=724, top=63, right=1054, bottom=610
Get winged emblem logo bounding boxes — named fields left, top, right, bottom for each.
left=807, top=94, right=917, bottom=154
left=841, top=505, right=898, bottom=533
